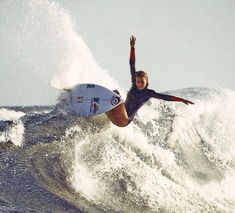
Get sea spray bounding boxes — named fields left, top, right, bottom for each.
left=66, top=88, right=235, bottom=212
left=0, top=108, right=25, bottom=146
left=0, top=0, right=122, bottom=105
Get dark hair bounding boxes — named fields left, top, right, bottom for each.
left=135, top=71, right=149, bottom=88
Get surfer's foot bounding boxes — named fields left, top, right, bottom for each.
left=113, top=90, right=120, bottom=95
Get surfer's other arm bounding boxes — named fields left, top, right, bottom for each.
left=151, top=91, right=194, bottom=105
left=129, top=36, right=136, bottom=83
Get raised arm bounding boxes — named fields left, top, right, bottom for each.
left=151, top=91, right=194, bottom=105
left=129, top=36, right=136, bottom=84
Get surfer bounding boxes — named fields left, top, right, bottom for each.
left=106, top=36, right=194, bottom=127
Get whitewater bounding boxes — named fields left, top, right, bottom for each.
left=0, top=1, right=235, bottom=212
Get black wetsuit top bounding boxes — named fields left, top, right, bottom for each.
left=125, top=47, right=184, bottom=123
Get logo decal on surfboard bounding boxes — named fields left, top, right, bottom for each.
left=76, top=96, right=83, bottom=103
left=87, top=84, right=95, bottom=89
left=90, top=98, right=100, bottom=114
left=110, top=96, right=121, bottom=106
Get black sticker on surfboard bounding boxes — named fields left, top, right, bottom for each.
left=76, top=96, right=83, bottom=103
left=87, top=84, right=95, bottom=89
left=110, top=96, right=121, bottom=106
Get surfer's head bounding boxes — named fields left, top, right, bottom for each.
left=135, top=71, right=148, bottom=90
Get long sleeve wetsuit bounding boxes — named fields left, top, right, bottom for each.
left=125, top=46, right=185, bottom=122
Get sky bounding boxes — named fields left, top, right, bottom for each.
left=0, top=0, right=235, bottom=106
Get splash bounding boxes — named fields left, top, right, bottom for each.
left=0, top=0, right=120, bottom=105
left=0, top=108, right=25, bottom=121
left=0, top=108, right=25, bottom=146
left=67, top=88, right=235, bottom=212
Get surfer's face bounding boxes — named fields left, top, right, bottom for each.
left=136, top=76, right=147, bottom=90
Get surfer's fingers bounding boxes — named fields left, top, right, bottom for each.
left=187, top=100, right=194, bottom=105
left=130, top=35, right=136, bottom=41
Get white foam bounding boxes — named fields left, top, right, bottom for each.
left=67, top=88, right=235, bottom=212
left=0, top=108, right=25, bottom=121
left=0, top=121, right=24, bottom=147
left=69, top=137, right=99, bottom=200
left=0, top=108, right=25, bottom=146
left=1, top=0, right=122, bottom=106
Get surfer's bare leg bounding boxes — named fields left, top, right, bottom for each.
left=105, top=90, right=129, bottom=127
left=105, top=103, right=129, bottom=127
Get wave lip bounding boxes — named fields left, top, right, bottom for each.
left=0, top=108, right=25, bottom=121
left=0, top=108, right=25, bottom=146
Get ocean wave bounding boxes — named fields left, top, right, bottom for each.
left=0, top=87, right=234, bottom=212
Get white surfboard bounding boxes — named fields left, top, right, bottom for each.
left=60, top=84, right=123, bottom=117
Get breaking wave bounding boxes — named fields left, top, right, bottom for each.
left=0, top=0, right=235, bottom=212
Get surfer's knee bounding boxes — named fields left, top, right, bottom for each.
left=105, top=102, right=129, bottom=127
left=112, top=118, right=129, bottom=127
left=115, top=117, right=129, bottom=127
left=106, top=113, right=129, bottom=127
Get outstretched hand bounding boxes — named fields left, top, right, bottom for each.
left=182, top=99, right=194, bottom=105
left=130, top=36, right=136, bottom=47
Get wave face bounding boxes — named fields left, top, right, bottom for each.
left=1, top=0, right=235, bottom=212
left=0, top=87, right=235, bottom=213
